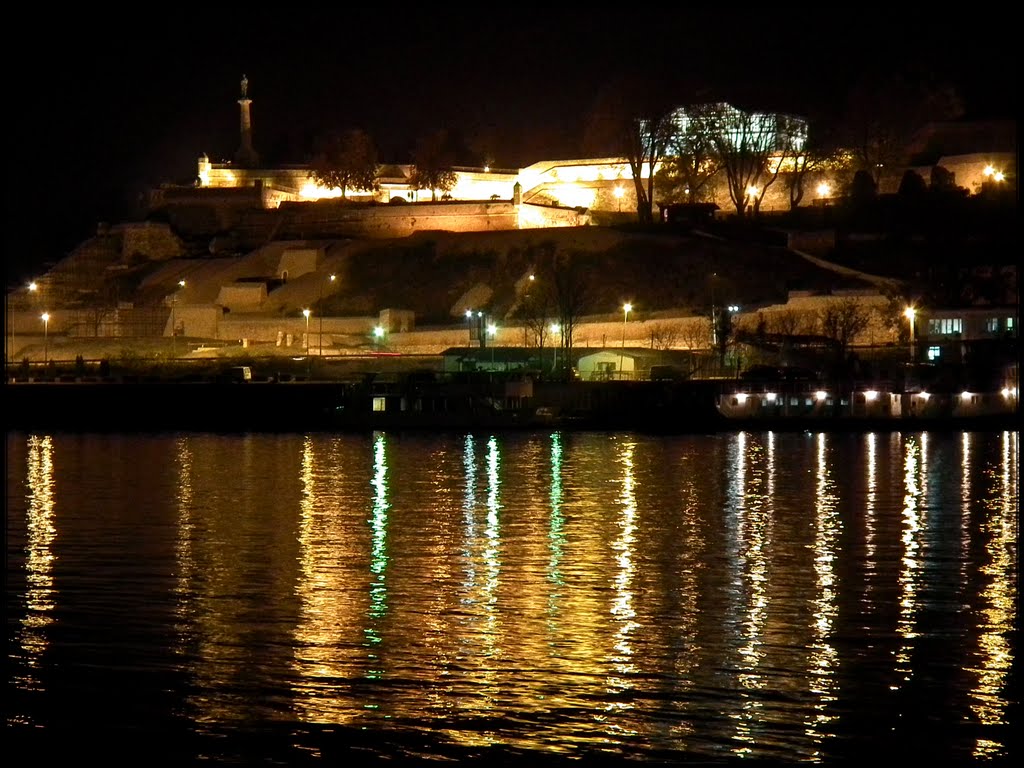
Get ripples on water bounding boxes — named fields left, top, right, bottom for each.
left=6, top=430, right=1019, bottom=765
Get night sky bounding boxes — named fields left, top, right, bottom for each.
left=5, top=8, right=1016, bottom=286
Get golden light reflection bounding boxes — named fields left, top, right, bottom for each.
left=731, top=432, right=774, bottom=755
left=864, top=433, right=877, bottom=583
left=894, top=435, right=923, bottom=686
left=723, top=428, right=748, bottom=742
left=453, top=433, right=504, bottom=731
left=606, top=438, right=638, bottom=732
left=173, top=436, right=196, bottom=647
left=960, top=433, right=971, bottom=581
left=483, top=436, right=502, bottom=617
left=16, top=435, right=57, bottom=692
left=291, top=436, right=367, bottom=724
left=666, top=442, right=708, bottom=743
left=804, top=433, right=839, bottom=751
left=969, top=431, right=1018, bottom=760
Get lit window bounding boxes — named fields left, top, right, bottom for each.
left=1008, top=317, right=1015, bottom=330
left=986, top=317, right=1000, bottom=333
left=928, top=318, right=963, bottom=335
left=372, top=397, right=386, bottom=412
left=927, top=346, right=941, bottom=361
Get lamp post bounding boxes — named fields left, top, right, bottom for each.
left=620, top=302, right=632, bottom=379
left=550, top=322, right=560, bottom=376
left=373, top=325, right=385, bottom=351
left=318, top=274, right=335, bottom=356
left=904, top=307, right=917, bottom=362
left=171, top=280, right=185, bottom=358
left=41, top=312, right=50, bottom=365
left=487, top=323, right=497, bottom=368
left=613, top=185, right=624, bottom=212
left=303, top=309, right=311, bottom=356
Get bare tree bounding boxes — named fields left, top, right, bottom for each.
left=512, top=244, right=558, bottom=364
left=308, top=128, right=380, bottom=199
left=584, top=75, right=676, bottom=224
left=678, top=317, right=712, bottom=351
left=783, top=123, right=849, bottom=210
left=840, top=70, right=963, bottom=185
left=818, top=298, right=871, bottom=357
left=648, top=321, right=682, bottom=350
left=531, top=247, right=592, bottom=376
left=655, top=115, right=720, bottom=204
left=690, top=103, right=786, bottom=217
left=768, top=309, right=812, bottom=337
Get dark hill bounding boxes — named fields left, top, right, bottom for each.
left=320, top=227, right=875, bottom=324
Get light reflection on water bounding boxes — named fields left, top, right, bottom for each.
left=6, top=429, right=1018, bottom=764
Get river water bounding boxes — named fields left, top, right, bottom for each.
left=6, top=429, right=1018, bottom=765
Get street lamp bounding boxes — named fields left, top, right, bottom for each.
left=487, top=323, right=497, bottom=368
left=373, top=325, right=385, bottom=350
left=318, top=274, right=335, bottom=356
left=620, top=302, right=632, bottom=378
left=171, top=280, right=185, bottom=358
left=41, top=312, right=50, bottom=365
left=904, top=306, right=916, bottom=362
left=550, top=322, right=560, bottom=374
left=302, top=308, right=311, bottom=356
left=613, top=185, right=625, bottom=212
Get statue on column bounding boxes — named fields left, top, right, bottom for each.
left=240, top=74, right=248, bottom=98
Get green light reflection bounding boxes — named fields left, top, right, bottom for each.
left=547, top=431, right=566, bottom=599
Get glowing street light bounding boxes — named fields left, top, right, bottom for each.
left=41, top=312, right=50, bottom=364
left=318, top=274, right=336, bottom=356
left=816, top=182, right=831, bottom=197
left=904, top=306, right=916, bottom=361
left=745, top=186, right=759, bottom=211
left=302, top=308, right=311, bottom=356
left=613, top=185, right=625, bottom=212
left=983, top=165, right=1006, bottom=182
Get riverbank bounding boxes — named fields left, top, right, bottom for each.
left=4, top=377, right=1017, bottom=434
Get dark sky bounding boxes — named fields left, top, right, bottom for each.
left=5, top=8, right=1016, bottom=285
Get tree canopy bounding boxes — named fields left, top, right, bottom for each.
left=308, top=128, right=380, bottom=199
left=409, top=129, right=459, bottom=201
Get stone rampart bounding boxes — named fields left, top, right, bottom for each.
left=275, top=200, right=520, bottom=238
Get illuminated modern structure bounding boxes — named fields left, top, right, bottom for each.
left=666, top=102, right=808, bottom=154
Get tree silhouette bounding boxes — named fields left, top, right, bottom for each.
left=308, top=129, right=380, bottom=199
left=584, top=75, right=676, bottom=224
left=408, top=130, right=459, bottom=201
